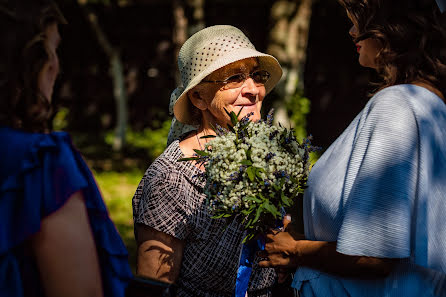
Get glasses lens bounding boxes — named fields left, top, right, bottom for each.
left=251, top=70, right=270, bottom=84
left=221, top=70, right=270, bottom=90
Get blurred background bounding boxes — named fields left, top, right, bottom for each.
left=54, top=0, right=378, bottom=272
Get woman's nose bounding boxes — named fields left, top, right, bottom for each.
left=349, top=25, right=358, bottom=38
left=241, top=77, right=260, bottom=96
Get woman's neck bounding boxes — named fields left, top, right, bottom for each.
left=178, top=126, right=215, bottom=156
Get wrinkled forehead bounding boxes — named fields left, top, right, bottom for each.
left=205, top=57, right=260, bottom=80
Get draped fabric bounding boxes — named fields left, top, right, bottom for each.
left=292, top=85, right=446, bottom=296
left=0, top=128, right=132, bottom=297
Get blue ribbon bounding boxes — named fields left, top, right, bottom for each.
left=233, top=237, right=265, bottom=297
left=234, top=209, right=286, bottom=296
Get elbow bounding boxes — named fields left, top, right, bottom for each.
left=356, top=257, right=397, bottom=277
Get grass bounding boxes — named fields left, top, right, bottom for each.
left=93, top=169, right=143, bottom=274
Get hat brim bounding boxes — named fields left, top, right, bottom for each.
left=173, top=47, right=283, bottom=125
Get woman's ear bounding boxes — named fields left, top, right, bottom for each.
left=188, top=88, right=208, bottom=111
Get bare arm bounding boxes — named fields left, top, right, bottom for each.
left=258, top=226, right=398, bottom=277
left=32, top=190, right=103, bottom=297
left=135, top=224, right=185, bottom=284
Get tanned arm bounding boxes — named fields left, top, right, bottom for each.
left=135, top=224, right=185, bottom=284
left=32, top=191, right=103, bottom=297
left=258, top=226, right=398, bottom=278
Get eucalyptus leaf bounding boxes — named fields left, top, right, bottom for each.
left=193, top=149, right=210, bottom=156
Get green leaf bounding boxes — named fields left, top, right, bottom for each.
left=211, top=213, right=226, bottom=219
left=227, top=124, right=235, bottom=133
left=255, top=168, right=264, bottom=180
left=242, top=233, right=255, bottom=244
left=245, top=149, right=252, bottom=160
left=246, top=167, right=255, bottom=182
left=281, top=192, right=291, bottom=207
left=253, top=206, right=263, bottom=224
left=193, top=149, right=209, bottom=156
left=200, top=135, right=216, bottom=139
left=236, top=106, right=244, bottom=118
left=244, top=217, right=253, bottom=228
left=241, top=160, right=252, bottom=166
left=263, top=201, right=280, bottom=217
left=243, top=196, right=262, bottom=203
left=230, top=111, right=239, bottom=126
left=177, top=157, right=200, bottom=162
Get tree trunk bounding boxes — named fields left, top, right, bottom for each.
left=267, top=0, right=313, bottom=128
left=81, top=5, right=127, bottom=151
left=186, top=0, right=205, bottom=36
left=173, top=0, right=189, bottom=85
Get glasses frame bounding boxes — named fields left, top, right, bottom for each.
left=201, top=70, right=271, bottom=90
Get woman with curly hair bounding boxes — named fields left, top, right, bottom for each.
left=259, top=0, right=446, bottom=296
left=0, top=1, right=132, bottom=296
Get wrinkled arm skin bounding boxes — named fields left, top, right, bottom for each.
left=135, top=224, right=185, bottom=284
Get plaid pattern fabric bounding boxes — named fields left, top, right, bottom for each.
left=133, top=140, right=276, bottom=297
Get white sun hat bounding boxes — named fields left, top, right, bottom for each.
left=167, top=25, right=283, bottom=145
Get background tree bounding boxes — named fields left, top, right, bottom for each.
left=78, top=0, right=128, bottom=151
left=267, top=0, right=314, bottom=139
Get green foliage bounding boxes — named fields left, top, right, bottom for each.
left=93, top=169, right=143, bottom=273
left=286, top=88, right=311, bottom=141
left=52, top=107, right=69, bottom=131
left=105, top=119, right=170, bottom=162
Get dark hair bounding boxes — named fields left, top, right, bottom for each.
left=339, top=0, right=446, bottom=97
left=0, top=0, right=66, bottom=132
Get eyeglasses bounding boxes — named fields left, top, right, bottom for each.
left=201, top=70, right=270, bottom=90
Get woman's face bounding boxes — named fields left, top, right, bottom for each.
left=194, top=58, right=267, bottom=128
left=38, top=23, right=61, bottom=102
left=349, top=24, right=382, bottom=70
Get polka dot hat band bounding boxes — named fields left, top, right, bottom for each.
left=167, top=25, right=283, bottom=146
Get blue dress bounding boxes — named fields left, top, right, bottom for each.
left=292, top=85, right=446, bottom=296
left=0, top=127, right=132, bottom=297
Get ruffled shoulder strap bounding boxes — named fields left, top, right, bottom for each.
left=0, top=132, right=88, bottom=254
left=0, top=130, right=132, bottom=297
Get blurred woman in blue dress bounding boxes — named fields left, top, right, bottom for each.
left=0, top=1, right=132, bottom=296
left=259, top=0, right=446, bottom=296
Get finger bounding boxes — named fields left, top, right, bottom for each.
left=264, top=230, right=279, bottom=242
left=283, top=214, right=292, bottom=229
left=258, top=259, right=271, bottom=268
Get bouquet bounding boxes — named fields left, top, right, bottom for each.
left=180, top=109, right=315, bottom=242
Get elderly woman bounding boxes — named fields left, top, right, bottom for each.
left=259, top=0, right=446, bottom=296
left=132, top=25, right=282, bottom=296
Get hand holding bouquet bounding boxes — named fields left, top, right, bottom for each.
left=180, top=109, right=316, bottom=242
